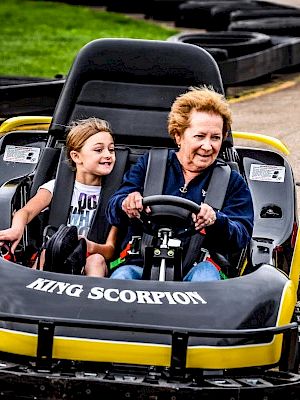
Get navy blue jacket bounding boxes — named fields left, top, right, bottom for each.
left=106, top=150, right=254, bottom=256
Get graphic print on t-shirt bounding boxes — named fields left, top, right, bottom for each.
left=39, top=179, right=101, bottom=237
left=69, top=192, right=98, bottom=236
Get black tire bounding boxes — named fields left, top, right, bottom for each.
left=144, top=0, right=186, bottom=21
left=167, top=31, right=272, bottom=58
left=230, top=9, right=300, bottom=23
left=175, top=0, right=248, bottom=29
left=229, top=17, right=300, bottom=36
left=209, top=1, right=295, bottom=31
left=205, top=47, right=229, bottom=62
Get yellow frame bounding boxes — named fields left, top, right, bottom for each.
left=0, top=118, right=290, bottom=156
left=232, top=131, right=290, bottom=155
left=0, top=117, right=296, bottom=369
left=0, top=116, right=52, bottom=135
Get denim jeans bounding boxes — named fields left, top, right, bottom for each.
left=110, top=261, right=220, bottom=282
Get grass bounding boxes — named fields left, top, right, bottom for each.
left=0, top=0, right=178, bottom=78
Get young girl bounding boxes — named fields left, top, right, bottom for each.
left=0, top=117, right=117, bottom=277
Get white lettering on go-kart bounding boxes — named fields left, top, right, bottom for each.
left=26, top=278, right=207, bottom=305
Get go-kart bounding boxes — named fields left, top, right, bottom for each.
left=0, top=38, right=299, bottom=399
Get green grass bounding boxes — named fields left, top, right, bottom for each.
left=0, top=0, right=178, bottom=78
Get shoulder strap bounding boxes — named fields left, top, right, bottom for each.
left=143, top=148, right=169, bottom=197
left=204, top=160, right=231, bottom=210
left=87, top=147, right=129, bottom=244
left=140, top=148, right=169, bottom=259
left=48, top=148, right=75, bottom=228
left=30, top=147, right=61, bottom=198
left=183, top=161, right=232, bottom=271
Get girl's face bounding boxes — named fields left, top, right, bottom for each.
left=70, top=131, right=115, bottom=182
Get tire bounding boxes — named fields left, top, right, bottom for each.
left=229, top=17, right=300, bottom=36
left=144, top=0, right=185, bottom=21
left=205, top=47, right=229, bottom=62
left=209, top=1, right=295, bottom=31
left=167, top=31, right=272, bottom=58
left=175, top=0, right=249, bottom=29
left=230, top=9, right=300, bottom=23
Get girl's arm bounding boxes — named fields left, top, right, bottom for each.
left=84, top=226, right=118, bottom=260
left=0, top=188, right=52, bottom=253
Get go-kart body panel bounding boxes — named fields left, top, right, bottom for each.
left=0, top=259, right=296, bottom=369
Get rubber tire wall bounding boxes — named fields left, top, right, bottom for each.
left=209, top=2, right=296, bottom=31
left=175, top=0, right=249, bottom=29
left=144, top=0, right=186, bottom=21
left=167, top=31, right=272, bottom=58
left=229, top=17, right=300, bottom=36
left=230, top=9, right=300, bottom=23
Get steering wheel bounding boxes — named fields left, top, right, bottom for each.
left=140, top=195, right=201, bottom=237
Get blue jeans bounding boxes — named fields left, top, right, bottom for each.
left=110, top=261, right=221, bottom=282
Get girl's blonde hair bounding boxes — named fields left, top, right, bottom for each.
left=66, top=117, right=113, bottom=168
left=168, top=86, right=232, bottom=140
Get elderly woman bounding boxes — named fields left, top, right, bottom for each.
left=106, top=86, right=254, bottom=281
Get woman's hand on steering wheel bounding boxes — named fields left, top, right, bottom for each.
left=122, top=191, right=147, bottom=219
left=193, top=203, right=217, bottom=231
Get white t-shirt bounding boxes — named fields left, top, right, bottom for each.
left=40, top=179, right=102, bottom=236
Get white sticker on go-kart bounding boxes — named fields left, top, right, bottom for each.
left=249, top=164, right=285, bottom=182
left=3, top=145, right=40, bottom=164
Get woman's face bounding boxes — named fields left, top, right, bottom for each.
left=175, top=110, right=223, bottom=173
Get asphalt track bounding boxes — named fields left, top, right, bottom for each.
left=229, top=72, right=300, bottom=216
left=226, top=0, right=300, bottom=216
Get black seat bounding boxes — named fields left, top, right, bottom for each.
left=48, top=38, right=231, bottom=148
left=0, top=130, right=51, bottom=231
left=43, top=38, right=233, bottom=247
left=23, top=38, right=240, bottom=270
left=241, top=149, right=296, bottom=270
left=3, top=39, right=237, bottom=263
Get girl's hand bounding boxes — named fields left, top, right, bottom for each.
left=192, top=204, right=217, bottom=231
left=78, top=236, right=94, bottom=254
left=121, top=191, right=144, bottom=218
left=79, top=236, right=115, bottom=260
left=0, top=227, right=23, bottom=254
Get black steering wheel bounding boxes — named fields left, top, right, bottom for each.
left=140, top=195, right=201, bottom=237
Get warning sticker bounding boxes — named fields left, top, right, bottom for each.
left=249, top=164, right=285, bottom=182
left=3, top=145, right=40, bottom=164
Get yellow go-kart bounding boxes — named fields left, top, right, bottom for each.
left=0, top=38, right=299, bottom=399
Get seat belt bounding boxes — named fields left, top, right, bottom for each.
left=29, top=147, right=61, bottom=198
left=182, top=160, right=231, bottom=271
left=48, top=148, right=74, bottom=228
left=144, top=151, right=231, bottom=208
left=143, top=148, right=169, bottom=197
left=142, top=150, right=231, bottom=272
left=87, top=147, right=129, bottom=244
left=204, top=160, right=231, bottom=210
left=48, top=147, right=129, bottom=244
left=140, top=147, right=168, bottom=248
